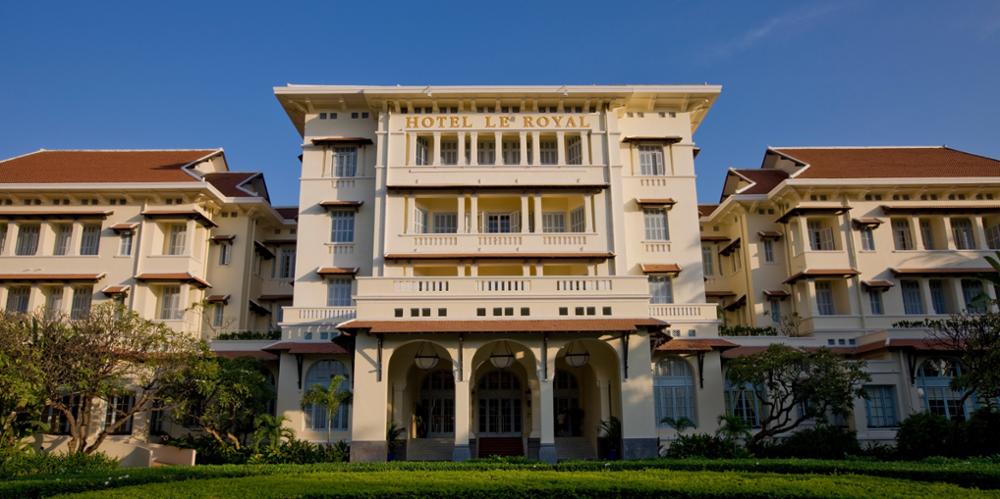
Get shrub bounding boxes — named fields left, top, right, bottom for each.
left=965, top=409, right=1000, bottom=457
left=248, top=439, right=349, bottom=464
left=665, top=433, right=746, bottom=459
left=0, top=448, right=118, bottom=479
left=214, top=330, right=281, bottom=341
left=896, top=412, right=955, bottom=460
left=757, top=425, right=861, bottom=459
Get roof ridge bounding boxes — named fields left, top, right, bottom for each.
left=26, top=148, right=223, bottom=152
left=772, top=145, right=945, bottom=150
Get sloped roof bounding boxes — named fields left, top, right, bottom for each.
left=203, top=172, right=261, bottom=198
left=770, top=146, right=1000, bottom=179
left=0, top=149, right=220, bottom=183
left=698, top=204, right=719, bottom=217
left=733, top=168, right=788, bottom=194
left=275, top=207, right=299, bottom=221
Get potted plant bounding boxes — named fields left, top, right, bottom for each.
left=599, top=416, right=622, bottom=460
left=386, top=421, right=405, bottom=461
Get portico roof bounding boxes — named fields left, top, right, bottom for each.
left=337, top=318, right=667, bottom=334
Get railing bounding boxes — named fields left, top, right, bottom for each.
left=396, top=232, right=602, bottom=254
left=283, top=306, right=357, bottom=322
left=358, top=276, right=649, bottom=297
left=649, top=303, right=718, bottom=321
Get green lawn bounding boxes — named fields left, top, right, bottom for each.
left=5, top=459, right=1000, bottom=498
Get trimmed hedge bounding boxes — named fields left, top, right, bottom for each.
left=49, top=469, right=999, bottom=499
left=5, top=458, right=1000, bottom=497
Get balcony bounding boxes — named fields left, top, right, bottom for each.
left=388, top=164, right=606, bottom=189
left=789, top=249, right=853, bottom=276
left=396, top=232, right=605, bottom=255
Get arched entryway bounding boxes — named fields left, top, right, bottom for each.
left=477, top=369, right=524, bottom=437
left=386, top=341, right=456, bottom=461
left=416, top=370, right=455, bottom=437
left=470, top=340, right=538, bottom=458
left=554, top=369, right=582, bottom=437
left=553, top=338, right=621, bottom=460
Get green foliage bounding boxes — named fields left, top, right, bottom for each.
left=664, top=433, right=747, bottom=459
left=598, top=416, right=622, bottom=459
left=167, top=433, right=350, bottom=466
left=715, top=415, right=752, bottom=443
left=0, top=448, right=117, bottom=479
left=301, top=375, right=352, bottom=445
left=659, top=416, right=695, bottom=433
left=725, top=344, right=871, bottom=446
left=251, top=415, right=294, bottom=452
left=756, top=425, right=862, bottom=459
left=0, top=314, right=46, bottom=450
left=896, top=412, right=957, bottom=460
left=214, top=330, right=282, bottom=341
left=719, top=324, right=779, bottom=336
left=386, top=421, right=405, bottom=459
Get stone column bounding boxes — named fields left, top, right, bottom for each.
left=457, top=132, right=466, bottom=166
left=350, top=335, right=389, bottom=462
left=470, top=195, right=479, bottom=234
left=973, top=215, right=988, bottom=250
left=457, top=194, right=466, bottom=233
left=494, top=132, right=503, bottom=165
left=620, top=330, right=658, bottom=459
left=432, top=132, right=442, bottom=166
left=519, top=132, right=528, bottom=166
left=537, top=370, right=556, bottom=463
left=920, top=279, right=936, bottom=314
left=533, top=195, right=543, bottom=234
left=580, top=132, right=591, bottom=165
left=470, top=132, right=479, bottom=166
left=408, top=133, right=418, bottom=166
left=584, top=194, right=594, bottom=233
left=531, top=131, right=541, bottom=166
left=797, top=218, right=811, bottom=253
left=943, top=217, right=957, bottom=250
left=556, top=131, right=566, bottom=165
left=520, top=195, right=529, bottom=234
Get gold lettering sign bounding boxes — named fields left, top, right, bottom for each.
left=404, top=114, right=590, bottom=130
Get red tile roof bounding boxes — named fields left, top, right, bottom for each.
left=0, top=273, right=104, bottom=282
left=275, top=207, right=299, bottom=221
left=733, top=168, right=788, bottom=194
left=204, top=172, right=260, bottom=198
left=656, top=338, right=738, bottom=352
left=640, top=263, right=682, bottom=274
left=771, top=146, right=1000, bottom=179
left=0, top=150, right=219, bottom=183
left=698, top=204, right=719, bottom=217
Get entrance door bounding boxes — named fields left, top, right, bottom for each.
left=477, top=370, right=523, bottom=436
left=554, top=369, right=583, bottom=437
left=417, top=370, right=455, bottom=437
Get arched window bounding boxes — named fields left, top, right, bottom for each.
left=724, top=378, right=762, bottom=428
left=418, top=370, right=455, bottom=437
left=554, top=370, right=582, bottom=437
left=653, top=357, right=695, bottom=427
left=304, top=360, right=350, bottom=431
left=917, top=358, right=972, bottom=422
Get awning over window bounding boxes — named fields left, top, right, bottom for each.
left=621, top=135, right=683, bottom=143
left=861, top=280, right=894, bottom=290
left=718, top=238, right=741, bottom=256
left=111, top=223, right=138, bottom=233
left=757, top=230, right=782, bottom=240
left=254, top=241, right=275, bottom=259
left=311, top=137, right=374, bottom=146
left=135, top=273, right=211, bottom=289
left=639, top=263, right=681, bottom=274
left=141, top=209, right=217, bottom=228
left=880, top=204, right=1000, bottom=215
left=851, top=217, right=883, bottom=228
left=655, top=338, right=738, bottom=353
left=763, top=289, right=790, bottom=299
left=316, top=267, right=359, bottom=277
left=320, top=200, right=364, bottom=210
left=775, top=205, right=851, bottom=224
left=783, top=268, right=859, bottom=285
left=248, top=300, right=271, bottom=316
left=722, top=295, right=747, bottom=311
left=205, top=294, right=230, bottom=303
left=636, top=198, right=676, bottom=208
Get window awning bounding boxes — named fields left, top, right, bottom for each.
left=705, top=290, right=737, bottom=299
left=880, top=204, right=1000, bottom=215
left=316, top=267, right=358, bottom=277
left=258, top=294, right=293, bottom=301
left=700, top=235, right=731, bottom=243
left=0, top=273, right=105, bottom=282
left=783, top=268, right=859, bottom=285
left=640, top=263, right=681, bottom=274
left=337, top=318, right=668, bottom=334
left=655, top=338, right=738, bottom=353
left=248, top=299, right=271, bottom=316
left=0, top=210, right=112, bottom=220
left=851, top=217, right=883, bottom=228
left=757, top=231, right=782, bottom=240
left=890, top=267, right=994, bottom=277
left=135, top=273, right=211, bottom=289
left=101, top=285, right=129, bottom=296
left=254, top=241, right=275, bottom=259
left=763, top=289, right=790, bottom=299
left=718, top=238, right=741, bottom=256
left=320, top=200, right=364, bottom=210
left=621, top=135, right=683, bottom=143
left=205, top=294, right=230, bottom=303
left=311, top=137, right=374, bottom=146
left=861, top=280, right=894, bottom=290
left=210, top=234, right=236, bottom=243
left=775, top=205, right=851, bottom=224
left=722, top=295, right=747, bottom=311
left=141, top=209, right=217, bottom=228
left=636, top=198, right=676, bottom=208
left=111, top=223, right=138, bottom=233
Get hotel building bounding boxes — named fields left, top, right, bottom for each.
left=5, top=84, right=1000, bottom=465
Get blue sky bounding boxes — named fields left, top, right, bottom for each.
left=1, top=1, right=998, bottom=206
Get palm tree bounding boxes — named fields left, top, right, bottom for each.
left=660, top=416, right=695, bottom=433
left=716, top=415, right=751, bottom=443
left=301, top=374, right=353, bottom=445
left=252, top=414, right=295, bottom=451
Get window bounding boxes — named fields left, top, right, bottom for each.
left=0, top=224, right=6, bottom=254
left=218, top=242, right=232, bottom=265
left=542, top=212, right=565, bottom=233
left=570, top=206, right=585, bottom=232
left=649, top=275, right=674, bottom=304
left=566, top=135, right=582, bottom=165
left=929, top=280, right=949, bottom=314
left=415, top=137, right=429, bottom=166
left=304, top=360, right=350, bottom=431
left=104, top=393, right=135, bottom=435
left=815, top=281, right=835, bottom=315
left=440, top=140, right=458, bottom=165
left=79, top=224, right=101, bottom=255
left=961, top=279, right=986, bottom=313
left=5, top=287, right=29, bottom=313
left=333, top=147, right=357, bottom=176
left=762, top=239, right=775, bottom=263
left=478, top=140, right=496, bottom=165
left=276, top=248, right=295, bottom=279
left=769, top=298, right=781, bottom=323
left=868, top=290, right=884, bottom=315
left=70, top=286, right=92, bottom=320
left=164, top=224, right=186, bottom=255
left=919, top=218, right=936, bottom=250
left=725, top=380, right=761, bottom=428
left=485, top=213, right=517, bottom=233
left=45, top=395, right=82, bottom=435
left=212, top=303, right=224, bottom=327
left=45, top=287, right=64, bottom=318
left=539, top=140, right=557, bottom=165
left=864, top=386, right=898, bottom=428
left=327, top=279, right=352, bottom=307
left=501, top=141, right=519, bottom=165
left=654, top=358, right=695, bottom=426
left=432, top=213, right=457, bottom=234
left=951, top=218, right=976, bottom=250
left=330, top=211, right=355, bottom=243
left=638, top=145, right=665, bottom=175
left=149, top=402, right=167, bottom=436
left=53, top=224, right=72, bottom=255
left=860, top=227, right=876, bottom=251
left=987, top=223, right=1000, bottom=250
left=807, top=219, right=835, bottom=250
left=917, top=359, right=972, bottom=422
left=15, top=223, right=40, bottom=255
left=414, top=208, right=427, bottom=234
left=643, top=208, right=669, bottom=240
left=159, top=286, right=183, bottom=320
left=118, top=231, right=133, bottom=256
left=701, top=246, right=714, bottom=277
left=892, top=219, right=914, bottom=250
left=901, top=280, right=925, bottom=315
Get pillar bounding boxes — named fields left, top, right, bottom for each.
left=519, top=132, right=528, bottom=166
left=584, top=194, right=594, bottom=233
left=620, top=330, right=658, bottom=459
left=470, top=195, right=479, bottom=234
left=520, top=195, right=529, bottom=234
left=580, top=132, right=591, bottom=165
left=797, top=217, right=811, bottom=253
left=531, top=131, right=541, bottom=166
left=453, top=372, right=471, bottom=460
left=350, top=335, right=389, bottom=462
left=556, top=131, right=566, bottom=165
left=494, top=132, right=503, bottom=165
left=457, top=194, right=466, bottom=233
left=974, top=215, right=987, bottom=250
left=920, top=279, right=936, bottom=314
left=943, top=217, right=956, bottom=250
left=432, top=132, right=442, bottom=166
left=408, top=133, right=418, bottom=166
left=532, top=195, right=543, bottom=234
left=457, top=132, right=466, bottom=166
left=470, top=132, right=479, bottom=166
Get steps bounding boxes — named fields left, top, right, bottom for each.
left=406, top=437, right=454, bottom=461
left=477, top=437, right=524, bottom=457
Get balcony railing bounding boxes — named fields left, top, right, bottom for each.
left=367, top=276, right=643, bottom=297
left=649, top=304, right=718, bottom=322
left=282, top=306, right=357, bottom=323
left=395, top=232, right=604, bottom=254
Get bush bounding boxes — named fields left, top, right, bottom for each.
left=896, top=412, right=956, bottom=460
left=0, top=448, right=118, bottom=479
left=965, top=409, right=1000, bottom=457
left=247, top=439, right=349, bottom=465
left=757, top=425, right=861, bottom=459
left=664, top=433, right=746, bottom=459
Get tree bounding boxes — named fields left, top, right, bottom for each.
left=0, top=313, right=46, bottom=450
left=725, top=344, right=870, bottom=447
left=251, top=414, right=294, bottom=451
left=160, top=355, right=274, bottom=449
left=927, top=311, right=1000, bottom=406
left=11, top=303, right=201, bottom=454
left=300, top=375, right=352, bottom=445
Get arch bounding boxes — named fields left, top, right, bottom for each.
left=553, top=369, right=583, bottom=437
left=476, top=368, right=524, bottom=436
left=653, top=356, right=695, bottom=427
left=417, top=369, right=455, bottom=437
left=304, top=359, right=351, bottom=431
left=384, top=340, right=456, bottom=443
left=917, top=357, right=971, bottom=421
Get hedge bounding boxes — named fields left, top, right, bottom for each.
left=4, top=458, right=1000, bottom=498
left=48, top=469, right=999, bottom=499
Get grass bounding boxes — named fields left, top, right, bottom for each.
left=4, top=458, right=1000, bottom=498
left=53, top=469, right=1000, bottom=499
